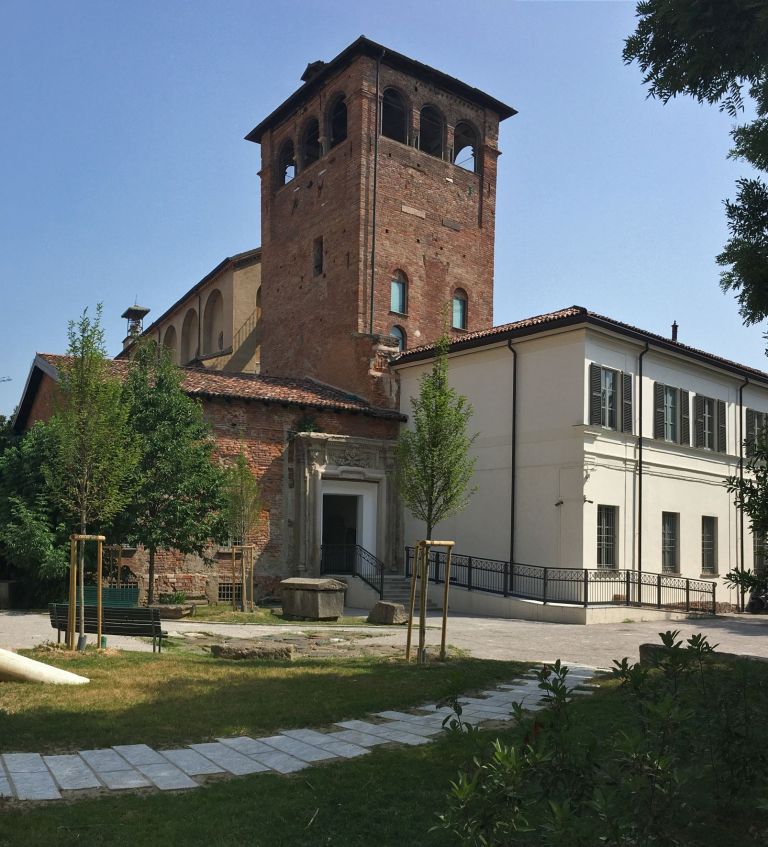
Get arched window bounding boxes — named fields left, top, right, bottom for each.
left=391, top=326, right=406, bottom=352
left=277, top=140, right=295, bottom=186
left=381, top=88, right=407, bottom=143
left=419, top=106, right=444, bottom=159
left=163, top=325, right=178, bottom=364
left=300, top=118, right=321, bottom=167
left=453, top=121, right=479, bottom=173
left=255, top=286, right=262, bottom=321
left=203, top=289, right=224, bottom=355
left=181, top=308, right=199, bottom=364
left=390, top=270, right=407, bottom=314
left=452, top=289, right=468, bottom=330
left=328, top=96, right=347, bottom=148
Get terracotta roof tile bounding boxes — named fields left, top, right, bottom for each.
left=36, top=354, right=405, bottom=420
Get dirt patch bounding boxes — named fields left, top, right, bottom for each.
left=171, top=629, right=403, bottom=659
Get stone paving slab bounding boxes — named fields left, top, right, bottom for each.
left=44, top=755, right=101, bottom=790
left=161, top=748, right=225, bottom=776
left=0, top=665, right=599, bottom=802
left=189, top=743, right=269, bottom=776
left=137, top=762, right=199, bottom=791
left=9, top=771, right=61, bottom=800
left=80, top=749, right=132, bottom=773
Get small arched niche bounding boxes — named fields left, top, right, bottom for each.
left=419, top=106, right=444, bottom=159
left=328, top=96, right=347, bottom=148
left=453, top=122, right=479, bottom=173
left=181, top=308, right=199, bottom=364
left=162, top=325, right=178, bottom=364
left=381, top=88, right=408, bottom=144
left=203, top=289, right=224, bottom=355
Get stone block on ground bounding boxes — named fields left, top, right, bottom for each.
left=366, top=601, right=407, bottom=625
left=280, top=577, right=346, bottom=621
left=210, top=643, right=294, bottom=661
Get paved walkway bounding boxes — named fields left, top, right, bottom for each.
left=3, top=610, right=768, bottom=667
left=0, top=665, right=598, bottom=801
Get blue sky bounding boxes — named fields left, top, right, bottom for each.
left=1, top=0, right=763, bottom=415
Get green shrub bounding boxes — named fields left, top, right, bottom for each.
left=157, top=590, right=186, bottom=605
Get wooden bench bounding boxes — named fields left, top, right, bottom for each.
left=49, top=604, right=167, bottom=653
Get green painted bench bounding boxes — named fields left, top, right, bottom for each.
left=80, top=586, right=139, bottom=608
left=48, top=604, right=166, bottom=653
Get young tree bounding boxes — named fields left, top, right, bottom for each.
left=624, top=0, right=768, bottom=324
left=397, top=336, right=477, bottom=540
left=117, top=341, right=226, bottom=605
left=45, top=306, right=139, bottom=648
left=222, top=450, right=262, bottom=610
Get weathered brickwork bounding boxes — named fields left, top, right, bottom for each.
left=122, top=397, right=397, bottom=599
left=256, top=51, right=504, bottom=406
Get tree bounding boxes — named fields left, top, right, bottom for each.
left=222, top=450, right=262, bottom=610
left=45, top=306, right=139, bottom=648
left=623, top=0, right=768, bottom=323
left=117, top=341, right=226, bottom=605
left=397, top=336, right=477, bottom=540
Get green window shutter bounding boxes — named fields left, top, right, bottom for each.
left=622, top=372, right=633, bottom=434
left=680, top=389, right=690, bottom=446
left=694, top=395, right=705, bottom=448
left=746, top=408, right=756, bottom=456
left=717, top=399, right=727, bottom=453
left=589, top=364, right=601, bottom=425
left=653, top=382, right=664, bottom=439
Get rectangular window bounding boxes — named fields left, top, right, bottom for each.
left=694, top=395, right=726, bottom=452
left=597, top=505, right=618, bottom=568
left=702, top=397, right=714, bottom=449
left=589, top=364, right=632, bottom=433
left=663, top=386, right=678, bottom=442
left=745, top=409, right=768, bottom=455
left=313, top=236, right=324, bottom=276
left=391, top=279, right=406, bottom=314
left=661, top=512, right=679, bottom=574
left=701, top=516, right=717, bottom=575
left=601, top=368, right=617, bottom=430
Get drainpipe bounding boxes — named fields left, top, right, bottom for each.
left=738, top=378, right=749, bottom=612
left=637, top=343, right=650, bottom=581
left=507, top=340, right=517, bottom=564
left=368, top=49, right=385, bottom=335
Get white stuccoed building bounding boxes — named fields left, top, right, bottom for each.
left=394, top=305, right=768, bottom=622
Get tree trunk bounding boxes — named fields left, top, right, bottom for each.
left=148, top=547, right=156, bottom=606
left=77, top=515, right=86, bottom=651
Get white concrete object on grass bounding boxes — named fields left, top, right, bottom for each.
left=0, top=647, right=89, bottom=685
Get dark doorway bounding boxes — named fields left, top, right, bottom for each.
left=322, top=495, right=358, bottom=572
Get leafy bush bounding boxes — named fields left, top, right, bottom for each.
left=437, top=632, right=768, bottom=846
left=157, top=590, right=186, bottom=605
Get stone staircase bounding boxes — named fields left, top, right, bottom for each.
left=381, top=574, right=439, bottom=610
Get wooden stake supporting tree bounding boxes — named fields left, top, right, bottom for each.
left=231, top=544, right=256, bottom=611
left=406, top=540, right=454, bottom=663
left=67, top=534, right=105, bottom=651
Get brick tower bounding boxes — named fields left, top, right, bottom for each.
left=246, top=37, right=515, bottom=407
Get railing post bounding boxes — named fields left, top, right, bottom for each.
left=626, top=570, right=631, bottom=606
left=712, top=582, right=717, bottom=616
left=685, top=579, right=690, bottom=613
left=503, top=562, right=510, bottom=597
left=583, top=569, right=589, bottom=608
left=543, top=567, right=548, bottom=605
left=467, top=556, right=473, bottom=591
left=657, top=573, right=662, bottom=609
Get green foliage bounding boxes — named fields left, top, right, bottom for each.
left=222, top=450, right=261, bottom=545
left=726, top=431, right=768, bottom=535
left=157, top=590, right=187, bottom=605
left=45, top=306, right=139, bottom=533
left=438, top=632, right=768, bottom=846
left=624, top=0, right=768, bottom=325
left=116, top=340, right=226, bottom=603
left=397, top=336, right=477, bottom=538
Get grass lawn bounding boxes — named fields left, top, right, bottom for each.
left=0, top=649, right=528, bottom=753
left=187, top=604, right=370, bottom=626
left=0, top=678, right=765, bottom=847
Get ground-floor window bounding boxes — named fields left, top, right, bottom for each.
left=662, top=512, right=679, bottom=574
left=597, top=505, right=618, bottom=568
left=701, top=516, right=717, bottom=575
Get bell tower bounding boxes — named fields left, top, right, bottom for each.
left=246, top=37, right=515, bottom=407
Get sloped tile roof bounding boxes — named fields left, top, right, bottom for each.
left=36, top=354, right=404, bottom=420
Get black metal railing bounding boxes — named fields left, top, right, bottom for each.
left=404, top=547, right=716, bottom=614
left=320, top=544, right=384, bottom=597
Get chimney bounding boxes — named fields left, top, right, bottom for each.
left=671, top=321, right=678, bottom=342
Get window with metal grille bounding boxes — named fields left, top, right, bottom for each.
left=597, top=505, right=618, bottom=568
left=218, top=582, right=242, bottom=603
left=662, top=512, right=679, bottom=573
left=701, top=516, right=717, bottom=575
